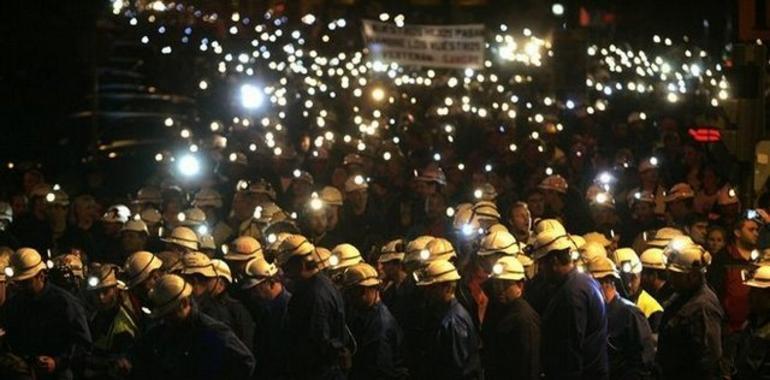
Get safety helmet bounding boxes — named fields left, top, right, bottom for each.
left=665, top=242, right=711, bottom=273
left=329, top=244, right=364, bottom=270
left=589, top=192, right=615, bottom=209
left=133, top=187, right=163, bottom=205
left=583, top=232, right=612, bottom=248
left=640, top=248, right=667, bottom=270
left=378, top=239, right=405, bottom=263
left=5, top=248, right=50, bottom=282
left=665, top=183, right=695, bottom=203
left=223, top=236, right=263, bottom=262
left=486, top=224, right=509, bottom=234
left=340, top=263, right=381, bottom=288
left=744, top=265, right=770, bottom=288
left=0, top=250, right=10, bottom=282
left=570, top=235, right=587, bottom=250
left=489, top=256, right=526, bottom=281
left=211, top=259, right=232, bottom=283
left=86, top=264, right=125, bottom=290
left=472, top=183, right=498, bottom=201
left=532, top=218, right=566, bottom=235
left=717, top=186, right=740, bottom=206
left=478, top=231, right=523, bottom=257
left=275, top=234, right=316, bottom=267
left=102, top=204, right=131, bottom=224
left=537, top=175, right=568, bottom=194
left=414, top=260, right=461, bottom=286
left=588, top=256, right=620, bottom=280
left=199, top=234, right=216, bottom=251
left=580, top=241, right=607, bottom=263
left=140, top=208, right=162, bottom=226
left=647, top=227, right=685, bottom=249
left=472, top=201, right=501, bottom=222
left=423, top=238, right=457, bottom=263
left=344, top=175, right=368, bottom=192
left=414, top=166, right=447, bottom=186
left=123, top=251, right=163, bottom=288
left=0, top=202, right=12, bottom=224
left=52, top=254, right=84, bottom=279
left=241, top=258, right=279, bottom=289
left=121, top=219, right=149, bottom=234
left=530, top=230, right=579, bottom=261
left=181, top=252, right=218, bottom=278
left=193, top=188, right=223, bottom=209
left=148, top=274, right=192, bottom=318
left=242, top=180, right=277, bottom=201
left=253, top=202, right=286, bottom=224
left=629, top=190, right=656, bottom=207
left=319, top=186, right=344, bottom=206
left=178, top=208, right=207, bottom=227
left=452, top=207, right=482, bottom=236
left=404, top=235, right=435, bottom=265
left=156, top=251, right=183, bottom=274
left=310, top=247, right=332, bottom=270
left=45, top=190, right=70, bottom=207
left=638, top=157, right=659, bottom=173
left=611, top=248, right=643, bottom=274
left=29, top=184, right=52, bottom=199
left=343, top=153, right=364, bottom=167
left=291, top=170, right=314, bottom=185
left=161, top=226, right=200, bottom=251
left=263, top=232, right=292, bottom=258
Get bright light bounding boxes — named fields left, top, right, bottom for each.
left=310, top=198, right=323, bottom=210
left=598, top=172, right=612, bottom=184
left=150, top=0, right=166, bottom=11
left=371, top=87, right=386, bottom=102
left=177, top=154, right=201, bottom=177
left=552, top=3, right=565, bottom=16
left=302, top=14, right=316, bottom=25
left=164, top=117, right=174, bottom=127
left=198, top=80, right=208, bottom=90
left=240, top=84, right=264, bottom=109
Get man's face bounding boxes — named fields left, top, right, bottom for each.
left=345, top=286, right=378, bottom=310
left=414, top=181, right=436, bottom=199
left=526, top=193, right=545, bottom=218
left=425, top=194, right=446, bottom=220
left=121, top=231, right=147, bottom=254
left=103, top=222, right=123, bottom=237
left=307, top=212, right=328, bottom=236
left=707, top=229, right=726, bottom=254
left=688, top=222, right=708, bottom=245
left=138, top=270, right=161, bottom=301
left=667, top=199, right=689, bottom=220
left=639, top=169, right=658, bottom=184
left=253, top=281, right=275, bottom=301
left=326, top=205, right=340, bottom=230
left=347, top=189, right=368, bottom=211
left=490, top=279, right=521, bottom=304
left=633, top=202, right=655, bottom=221
left=381, top=261, right=402, bottom=281
left=668, top=270, right=693, bottom=292
left=598, top=278, right=616, bottom=303
left=94, top=286, right=119, bottom=311
left=736, top=220, right=760, bottom=248
left=509, top=206, right=531, bottom=234
left=186, top=274, right=215, bottom=298
left=422, top=282, right=448, bottom=305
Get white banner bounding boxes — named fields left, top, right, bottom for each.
left=362, top=20, right=485, bottom=69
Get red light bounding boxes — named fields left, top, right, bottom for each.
left=688, top=127, right=721, bottom=142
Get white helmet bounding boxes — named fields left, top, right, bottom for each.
left=123, top=251, right=163, bottom=288
left=414, top=260, right=461, bottom=286
left=103, top=204, right=131, bottom=224
left=478, top=231, right=523, bottom=257
left=193, top=188, right=223, bottom=209
left=161, top=227, right=200, bottom=251
left=489, top=256, right=526, bottom=281
left=329, top=244, right=364, bottom=270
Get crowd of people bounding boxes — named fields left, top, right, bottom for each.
left=0, top=117, right=769, bottom=380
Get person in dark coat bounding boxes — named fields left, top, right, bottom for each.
left=341, top=263, right=408, bottom=380
left=656, top=241, right=725, bottom=379
left=240, top=258, right=291, bottom=380
left=531, top=231, right=609, bottom=380
left=483, top=256, right=541, bottom=380
left=588, top=257, right=655, bottom=380
left=277, top=235, right=351, bottom=380
left=378, top=239, right=410, bottom=326
left=415, top=259, right=481, bottom=380
left=179, top=253, right=255, bottom=353
left=131, top=274, right=255, bottom=380
left=1, top=248, right=92, bottom=380
left=11, top=190, right=53, bottom=255
left=733, top=264, right=770, bottom=380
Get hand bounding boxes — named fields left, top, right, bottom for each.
left=757, top=209, right=770, bottom=224
left=36, top=356, right=56, bottom=373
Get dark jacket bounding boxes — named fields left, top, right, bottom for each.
left=733, top=316, right=770, bottom=380
left=541, top=270, right=609, bottom=380
left=131, top=306, right=255, bottom=380
left=84, top=294, right=139, bottom=380
left=656, top=283, right=725, bottom=380
left=1, top=283, right=92, bottom=380
left=482, top=297, right=541, bottom=380
left=250, top=288, right=291, bottom=380
left=423, top=298, right=482, bottom=380
left=605, top=295, right=655, bottom=380
left=286, top=273, right=349, bottom=379
left=347, top=302, right=408, bottom=380
left=199, top=292, right=255, bottom=353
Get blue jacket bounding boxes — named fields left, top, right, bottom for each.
left=423, top=298, right=482, bottom=380
left=199, top=292, right=255, bottom=354
left=347, top=302, right=408, bottom=380
left=131, top=306, right=255, bottom=380
left=482, top=297, right=541, bottom=380
left=541, top=270, right=609, bottom=380
left=286, top=273, right=349, bottom=379
left=1, top=283, right=92, bottom=380
left=605, top=295, right=655, bottom=380
left=250, top=288, right=291, bottom=379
